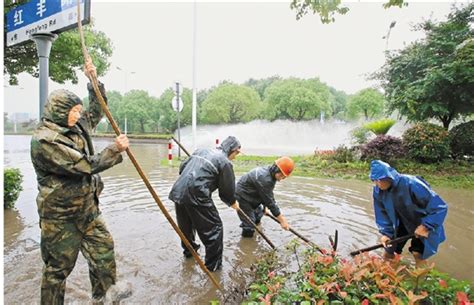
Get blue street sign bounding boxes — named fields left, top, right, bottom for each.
left=6, top=0, right=90, bottom=47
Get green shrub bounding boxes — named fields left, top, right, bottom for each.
left=363, top=118, right=396, bottom=135
left=361, top=135, right=406, bottom=163
left=329, top=145, right=355, bottom=163
left=244, top=243, right=472, bottom=304
left=402, top=123, right=451, bottom=163
left=350, top=126, right=372, bottom=145
left=4, top=168, right=23, bottom=209
left=450, top=121, right=474, bottom=158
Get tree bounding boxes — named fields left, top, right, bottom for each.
left=4, top=1, right=113, bottom=85
left=377, top=4, right=474, bottom=129
left=200, top=83, right=261, bottom=124
left=290, top=0, right=406, bottom=23
left=118, top=90, right=153, bottom=133
left=155, top=87, right=194, bottom=133
left=347, top=88, right=385, bottom=120
left=104, top=91, right=123, bottom=132
left=329, top=87, right=348, bottom=120
left=4, top=113, right=13, bottom=132
left=244, top=75, right=282, bottom=100
left=264, top=78, right=332, bottom=121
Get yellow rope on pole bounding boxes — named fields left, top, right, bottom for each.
left=75, top=0, right=223, bottom=293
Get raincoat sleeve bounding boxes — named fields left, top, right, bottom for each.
left=34, top=139, right=123, bottom=177
left=85, top=82, right=107, bottom=129
left=409, top=181, right=448, bottom=231
left=256, top=180, right=281, bottom=217
left=217, top=163, right=236, bottom=206
left=373, top=191, right=395, bottom=238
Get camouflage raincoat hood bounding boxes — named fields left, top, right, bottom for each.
left=218, top=136, right=241, bottom=156
left=42, top=89, right=83, bottom=127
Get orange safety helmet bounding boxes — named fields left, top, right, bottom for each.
left=275, top=156, right=295, bottom=177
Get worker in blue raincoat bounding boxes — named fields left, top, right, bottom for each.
left=370, top=160, right=448, bottom=266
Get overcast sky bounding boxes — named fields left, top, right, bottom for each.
left=3, top=1, right=462, bottom=119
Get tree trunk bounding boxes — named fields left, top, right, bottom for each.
left=439, top=114, right=452, bottom=130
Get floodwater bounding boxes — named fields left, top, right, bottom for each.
left=3, top=135, right=473, bottom=304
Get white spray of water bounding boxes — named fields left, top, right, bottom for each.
left=175, top=119, right=410, bottom=156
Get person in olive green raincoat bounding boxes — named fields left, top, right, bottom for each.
left=30, top=64, right=129, bottom=304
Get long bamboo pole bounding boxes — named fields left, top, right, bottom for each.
left=76, top=1, right=222, bottom=293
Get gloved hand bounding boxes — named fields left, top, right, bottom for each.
left=414, top=224, right=429, bottom=238
left=380, top=235, right=391, bottom=248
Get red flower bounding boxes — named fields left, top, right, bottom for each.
left=439, top=279, right=448, bottom=288
left=456, top=291, right=471, bottom=305
left=361, top=299, right=369, bottom=305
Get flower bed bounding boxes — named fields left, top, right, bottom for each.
left=243, top=241, right=472, bottom=304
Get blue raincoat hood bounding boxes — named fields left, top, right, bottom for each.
left=370, top=160, right=400, bottom=182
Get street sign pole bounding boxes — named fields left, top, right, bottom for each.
left=31, top=33, right=57, bottom=119
left=175, top=82, right=181, bottom=158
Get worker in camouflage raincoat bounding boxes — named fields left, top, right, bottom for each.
left=30, top=63, right=129, bottom=304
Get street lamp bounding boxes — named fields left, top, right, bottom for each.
left=382, top=21, right=397, bottom=51
left=116, top=66, right=136, bottom=93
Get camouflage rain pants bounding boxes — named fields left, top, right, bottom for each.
left=40, top=214, right=116, bottom=305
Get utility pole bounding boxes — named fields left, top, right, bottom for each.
left=175, top=82, right=182, bottom=157
left=192, top=0, right=198, bottom=151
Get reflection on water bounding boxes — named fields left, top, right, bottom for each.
left=3, top=135, right=473, bottom=303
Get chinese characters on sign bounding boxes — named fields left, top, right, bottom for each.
left=36, top=0, right=47, bottom=17
left=14, top=10, right=24, bottom=26
left=6, top=0, right=90, bottom=47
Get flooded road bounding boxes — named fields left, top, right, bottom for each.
left=4, top=135, right=473, bottom=304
